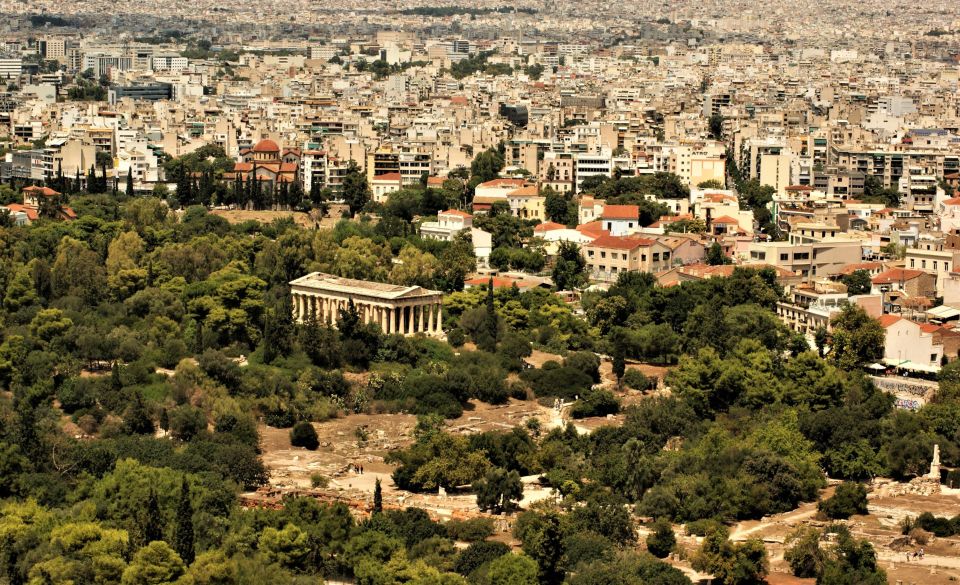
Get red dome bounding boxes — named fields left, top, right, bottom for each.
left=252, top=139, right=280, bottom=153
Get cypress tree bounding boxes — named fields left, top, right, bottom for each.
left=478, top=278, right=498, bottom=352
left=142, top=489, right=163, bottom=544
left=373, top=478, right=383, bottom=514
left=126, top=168, right=134, bottom=197
left=174, top=477, right=195, bottom=565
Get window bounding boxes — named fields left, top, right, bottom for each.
left=601, top=251, right=606, bottom=259
left=910, top=259, right=915, bottom=268
left=932, top=354, right=938, bottom=363
left=934, top=261, right=938, bottom=270
left=780, top=253, right=789, bottom=261
left=588, top=250, right=594, bottom=257
left=641, top=254, right=646, bottom=261
left=622, top=253, right=627, bottom=260
left=922, top=260, right=926, bottom=269
left=653, top=253, right=660, bottom=261
left=664, top=252, right=671, bottom=260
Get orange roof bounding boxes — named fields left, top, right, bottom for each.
left=838, top=262, right=884, bottom=275
left=872, top=268, right=927, bottom=284
left=920, top=323, right=941, bottom=334
left=450, top=96, right=468, bottom=105
left=785, top=185, right=813, bottom=191
left=427, top=176, right=446, bottom=187
left=711, top=215, right=739, bottom=224
left=943, top=197, right=960, bottom=206
left=373, top=172, right=402, bottom=182
left=4, top=203, right=38, bottom=221
left=587, top=234, right=656, bottom=250
left=877, top=314, right=901, bottom=328
left=534, top=221, right=566, bottom=232
left=252, top=138, right=280, bottom=153
left=576, top=221, right=608, bottom=236
left=508, top=186, right=539, bottom=197
left=477, top=178, right=527, bottom=189
left=440, top=209, right=471, bottom=218
left=465, top=276, right=537, bottom=288
left=23, top=185, right=60, bottom=197
left=601, top=204, right=639, bottom=220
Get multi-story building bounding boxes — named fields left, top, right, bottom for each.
left=582, top=234, right=673, bottom=281
left=747, top=239, right=861, bottom=279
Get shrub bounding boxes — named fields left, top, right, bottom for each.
left=454, top=540, right=510, bottom=576
left=646, top=518, right=676, bottom=558
left=570, top=388, right=620, bottom=418
left=685, top=519, right=725, bottom=537
left=446, top=517, right=495, bottom=542
left=310, top=473, right=329, bottom=488
left=818, top=482, right=868, bottom=519
left=447, top=328, right=466, bottom=348
left=290, top=421, right=319, bottom=450
left=622, top=369, right=650, bottom=391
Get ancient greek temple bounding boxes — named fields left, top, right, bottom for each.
left=289, top=272, right=444, bottom=336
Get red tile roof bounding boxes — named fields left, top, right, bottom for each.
left=252, top=138, right=280, bottom=153
left=711, top=215, right=739, bottom=224
left=534, top=221, right=566, bottom=233
left=872, top=268, right=927, bottom=284
left=440, top=209, right=471, bottom=218
left=587, top=234, right=655, bottom=250
left=576, top=221, right=609, bottom=236
left=373, top=172, right=402, bottom=182
left=465, top=276, right=537, bottom=288
left=877, top=314, right=902, bottom=328
left=601, top=204, right=639, bottom=220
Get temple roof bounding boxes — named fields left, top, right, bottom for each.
left=289, top=272, right=442, bottom=300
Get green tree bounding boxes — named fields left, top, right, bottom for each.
left=126, top=168, right=134, bottom=197
left=708, top=114, right=724, bottom=140
left=783, top=526, right=823, bottom=578
left=486, top=553, right=539, bottom=585
left=544, top=188, right=571, bottom=224
left=691, top=528, right=768, bottom=585
left=373, top=478, right=383, bottom=514
left=473, top=467, right=523, bottom=514
left=342, top=160, right=370, bottom=215
left=646, top=518, right=676, bottom=558
left=121, top=541, right=185, bottom=585
left=174, top=477, right=195, bottom=565
left=515, top=511, right=565, bottom=583
left=840, top=269, right=872, bottom=295
left=290, top=421, right=319, bottom=450
left=552, top=241, right=587, bottom=291
left=706, top=242, right=728, bottom=265
left=829, top=305, right=883, bottom=369
left=818, top=482, right=868, bottom=519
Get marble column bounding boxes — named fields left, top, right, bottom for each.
left=426, top=303, right=434, bottom=333
left=435, top=303, right=442, bottom=334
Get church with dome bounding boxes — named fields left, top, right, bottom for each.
left=224, top=138, right=300, bottom=187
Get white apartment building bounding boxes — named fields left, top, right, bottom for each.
left=0, top=57, right=22, bottom=80
left=152, top=56, right=189, bottom=72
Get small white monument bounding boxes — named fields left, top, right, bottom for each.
left=927, top=444, right=941, bottom=480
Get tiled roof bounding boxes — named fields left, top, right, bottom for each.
left=872, top=268, right=927, bottom=284
left=601, top=204, right=639, bottom=220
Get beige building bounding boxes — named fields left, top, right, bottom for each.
left=747, top=240, right=861, bottom=279
left=290, top=273, right=444, bottom=336
left=582, top=235, right=672, bottom=281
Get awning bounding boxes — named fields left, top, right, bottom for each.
left=867, top=363, right=887, bottom=370
left=882, top=358, right=940, bottom=373
left=926, top=305, right=960, bottom=319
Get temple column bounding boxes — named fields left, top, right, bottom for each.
left=385, top=308, right=393, bottom=334
left=406, top=305, right=413, bottom=335
left=293, top=294, right=301, bottom=322
left=435, top=303, right=442, bottom=334
left=426, top=303, right=434, bottom=333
